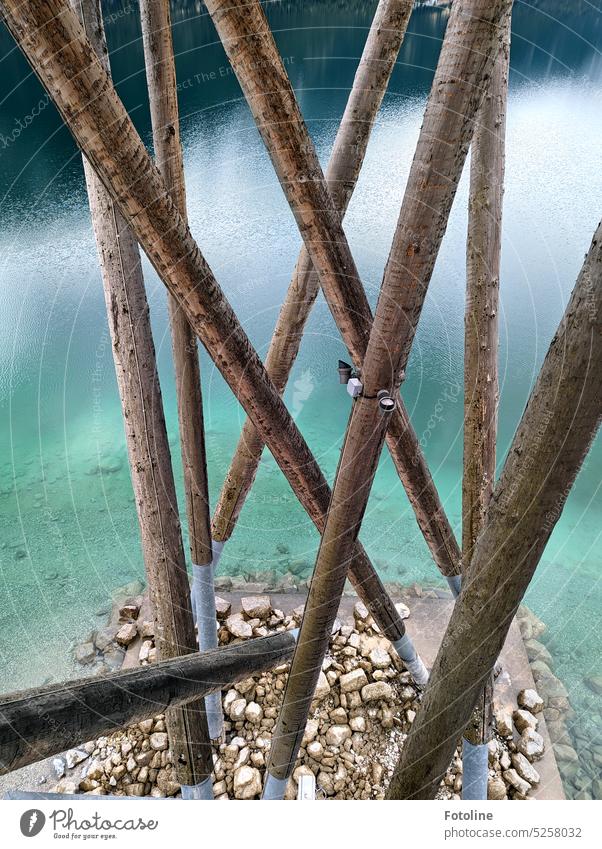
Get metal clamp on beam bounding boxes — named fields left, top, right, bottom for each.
left=377, top=389, right=395, bottom=414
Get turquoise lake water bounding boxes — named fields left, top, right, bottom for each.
left=0, top=0, right=600, bottom=786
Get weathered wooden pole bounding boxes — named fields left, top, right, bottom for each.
left=206, top=0, right=461, bottom=581
left=67, top=0, right=212, bottom=796
left=387, top=219, right=602, bottom=799
left=0, top=631, right=298, bottom=775
left=139, top=0, right=222, bottom=746
left=264, top=0, right=514, bottom=797
left=0, top=0, right=409, bottom=649
left=461, top=11, right=511, bottom=800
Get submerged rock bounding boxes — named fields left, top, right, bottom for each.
left=584, top=675, right=602, bottom=695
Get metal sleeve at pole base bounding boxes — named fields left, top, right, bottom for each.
left=192, top=540, right=225, bottom=740
left=393, top=634, right=429, bottom=688
left=462, top=739, right=489, bottom=800
left=262, top=771, right=289, bottom=800
left=447, top=574, right=462, bottom=597
left=260, top=630, right=299, bottom=800
left=181, top=777, right=214, bottom=800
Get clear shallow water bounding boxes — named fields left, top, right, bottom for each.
left=0, top=0, right=600, bottom=766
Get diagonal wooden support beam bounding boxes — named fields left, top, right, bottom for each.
left=387, top=218, right=602, bottom=798
left=70, top=0, right=212, bottom=792
left=264, top=0, right=515, bottom=794
left=0, top=0, right=406, bottom=646
left=461, top=9, right=511, bottom=800
left=139, top=0, right=223, bottom=745
left=206, top=0, right=461, bottom=579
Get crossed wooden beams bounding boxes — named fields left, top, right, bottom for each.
left=1, top=0, right=600, bottom=801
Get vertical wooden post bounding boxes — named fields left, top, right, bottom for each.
left=264, top=0, right=514, bottom=793
left=0, top=0, right=408, bottom=650
left=139, top=0, right=222, bottom=744
left=69, top=0, right=212, bottom=793
left=205, top=0, right=461, bottom=580
left=387, top=219, right=602, bottom=799
left=461, top=11, right=511, bottom=799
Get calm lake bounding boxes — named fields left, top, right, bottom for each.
left=0, top=0, right=600, bottom=794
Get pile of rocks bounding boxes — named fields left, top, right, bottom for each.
left=515, top=605, right=602, bottom=799
left=486, top=688, right=546, bottom=800
left=61, top=593, right=544, bottom=800
left=53, top=720, right=178, bottom=798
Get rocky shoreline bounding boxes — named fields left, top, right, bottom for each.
left=515, top=607, right=602, bottom=800
left=46, top=585, right=571, bottom=800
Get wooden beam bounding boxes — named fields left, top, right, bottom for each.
left=140, top=0, right=212, bottom=571
left=0, top=0, right=406, bottom=644
left=0, top=631, right=297, bottom=775
left=70, top=0, right=211, bottom=789
left=461, top=11, right=511, bottom=784
left=265, top=0, right=514, bottom=788
left=139, top=0, right=223, bottom=745
left=387, top=218, right=602, bottom=798
left=206, top=0, right=461, bottom=579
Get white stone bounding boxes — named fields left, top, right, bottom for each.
left=65, top=748, right=89, bottom=769
left=233, top=766, right=262, bottom=799
left=513, top=708, right=538, bottom=733
left=229, top=698, right=247, bottom=721
left=314, top=671, right=331, bottom=700
left=494, top=708, right=513, bottom=737
left=225, top=615, right=253, bottom=639
left=240, top=595, right=271, bottom=620
left=395, top=602, right=411, bottom=620
left=517, top=688, right=544, bottom=714
left=52, top=757, right=66, bottom=778
left=353, top=601, right=369, bottom=621
left=302, top=719, right=319, bottom=745
left=149, top=732, right=168, bottom=751
left=307, top=741, right=324, bottom=759
left=244, top=702, right=263, bottom=724
left=84, top=758, right=105, bottom=781
left=339, top=668, right=368, bottom=694
left=350, top=715, right=366, bottom=733
left=234, top=747, right=250, bottom=769
left=115, top=622, right=137, bottom=646
left=517, top=728, right=545, bottom=761
left=512, top=752, right=540, bottom=785
left=138, top=640, right=153, bottom=663
left=488, top=775, right=507, bottom=800
left=369, top=647, right=391, bottom=669
left=325, top=725, right=352, bottom=747
left=361, top=681, right=394, bottom=702
left=503, top=768, right=531, bottom=796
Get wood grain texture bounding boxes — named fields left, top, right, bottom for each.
left=71, top=0, right=211, bottom=787
left=0, top=0, right=406, bottom=644
left=267, top=0, right=514, bottom=781
left=0, top=631, right=297, bottom=774
left=462, top=11, right=511, bottom=750
left=388, top=220, right=602, bottom=798
left=140, top=0, right=213, bottom=569
left=207, top=0, right=461, bottom=578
